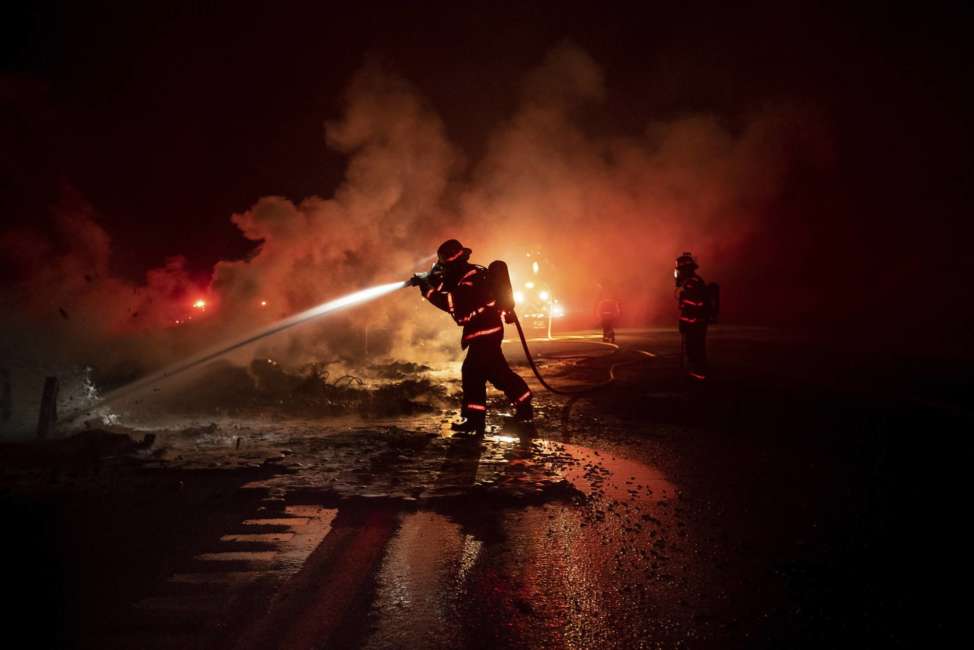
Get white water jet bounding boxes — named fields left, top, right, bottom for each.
left=88, top=280, right=409, bottom=412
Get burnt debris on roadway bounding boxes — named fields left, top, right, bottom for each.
left=1, top=328, right=963, bottom=648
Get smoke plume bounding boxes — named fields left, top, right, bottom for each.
left=1, top=44, right=828, bottom=391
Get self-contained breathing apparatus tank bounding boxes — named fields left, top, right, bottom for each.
left=707, top=282, right=720, bottom=324
left=487, top=260, right=517, bottom=323
left=675, top=251, right=720, bottom=324
left=409, top=251, right=647, bottom=397
left=410, top=258, right=516, bottom=323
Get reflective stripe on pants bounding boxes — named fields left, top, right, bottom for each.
left=461, top=340, right=530, bottom=417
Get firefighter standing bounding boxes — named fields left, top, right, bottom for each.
left=411, top=239, right=533, bottom=435
left=675, top=252, right=715, bottom=381
left=596, top=296, right=621, bottom=343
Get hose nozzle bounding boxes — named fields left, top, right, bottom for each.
left=406, top=272, right=429, bottom=287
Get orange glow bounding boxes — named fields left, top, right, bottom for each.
left=193, top=298, right=207, bottom=310
left=260, top=300, right=268, bottom=307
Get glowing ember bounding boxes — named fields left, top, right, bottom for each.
left=193, top=298, right=207, bottom=310
left=260, top=300, right=268, bottom=307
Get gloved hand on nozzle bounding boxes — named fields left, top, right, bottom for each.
left=407, top=273, right=430, bottom=291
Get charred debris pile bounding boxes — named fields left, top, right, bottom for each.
left=112, top=358, right=452, bottom=418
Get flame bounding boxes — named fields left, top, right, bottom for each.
left=192, top=298, right=207, bottom=310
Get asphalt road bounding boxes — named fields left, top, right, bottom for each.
left=2, top=327, right=965, bottom=647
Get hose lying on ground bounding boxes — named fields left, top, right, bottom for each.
left=511, top=317, right=651, bottom=395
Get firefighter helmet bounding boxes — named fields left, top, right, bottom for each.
left=675, top=252, right=698, bottom=287
left=675, top=252, right=698, bottom=272
left=437, top=239, right=472, bottom=264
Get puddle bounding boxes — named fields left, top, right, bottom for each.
left=365, top=511, right=468, bottom=649
left=544, top=441, right=677, bottom=503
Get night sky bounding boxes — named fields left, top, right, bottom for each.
left=3, top=1, right=972, bottom=349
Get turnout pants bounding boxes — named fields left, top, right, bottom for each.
left=682, top=322, right=708, bottom=379
left=601, top=317, right=617, bottom=342
left=461, top=341, right=531, bottom=419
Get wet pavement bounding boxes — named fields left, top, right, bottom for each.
left=1, top=327, right=965, bottom=647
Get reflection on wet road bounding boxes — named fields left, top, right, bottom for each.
left=93, top=429, right=694, bottom=648
left=76, top=333, right=720, bottom=647
left=363, top=440, right=685, bottom=648
left=10, top=327, right=927, bottom=646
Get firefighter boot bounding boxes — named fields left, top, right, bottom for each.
left=514, top=400, right=534, bottom=423
left=502, top=401, right=536, bottom=436
left=451, top=413, right=486, bottom=436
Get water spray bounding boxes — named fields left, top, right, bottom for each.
left=69, top=251, right=641, bottom=425
left=75, top=279, right=415, bottom=417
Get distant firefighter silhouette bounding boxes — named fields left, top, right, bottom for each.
left=596, top=295, right=621, bottom=343
left=410, top=239, right=532, bottom=435
left=674, top=252, right=719, bottom=381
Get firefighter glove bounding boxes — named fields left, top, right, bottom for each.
left=410, top=274, right=430, bottom=292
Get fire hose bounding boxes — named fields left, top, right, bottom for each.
left=510, top=315, right=651, bottom=395
left=412, top=260, right=652, bottom=396
left=74, top=267, right=642, bottom=423
left=493, top=259, right=652, bottom=395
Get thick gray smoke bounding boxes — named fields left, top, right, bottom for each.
left=462, top=44, right=829, bottom=322
left=1, top=43, right=829, bottom=406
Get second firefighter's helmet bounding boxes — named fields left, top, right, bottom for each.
left=675, top=251, right=698, bottom=285
left=437, top=239, right=472, bottom=264
left=675, top=251, right=698, bottom=272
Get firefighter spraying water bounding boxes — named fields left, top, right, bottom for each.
left=72, top=243, right=642, bottom=430
left=409, top=239, right=533, bottom=435
left=407, top=240, right=657, bottom=436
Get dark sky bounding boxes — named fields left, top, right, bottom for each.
left=3, top=1, right=972, bottom=336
